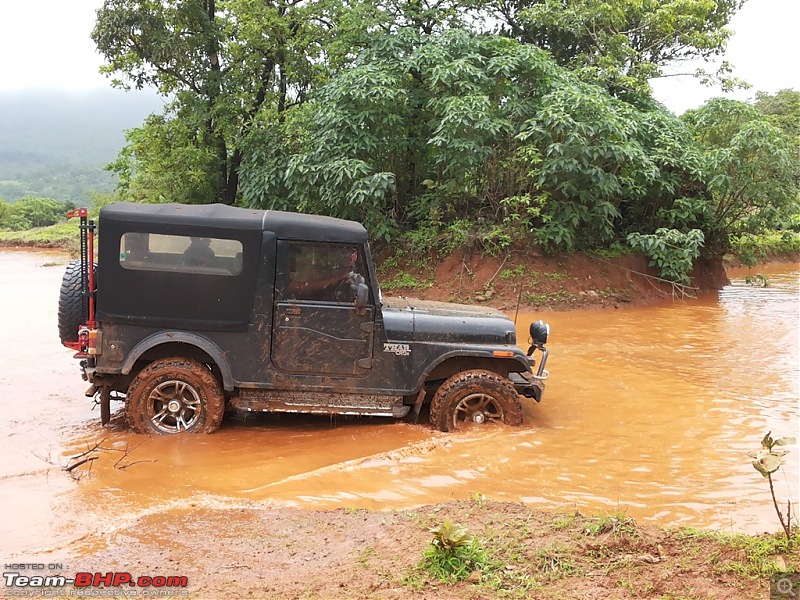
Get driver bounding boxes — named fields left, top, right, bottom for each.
left=184, top=237, right=215, bottom=267
left=286, top=248, right=359, bottom=300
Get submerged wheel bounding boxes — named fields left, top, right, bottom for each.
left=429, top=369, right=524, bottom=432
left=126, top=358, right=224, bottom=434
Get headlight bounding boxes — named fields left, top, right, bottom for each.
left=529, top=320, right=549, bottom=345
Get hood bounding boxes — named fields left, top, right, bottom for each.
left=381, top=297, right=517, bottom=345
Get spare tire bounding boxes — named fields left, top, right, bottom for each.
left=58, top=259, right=91, bottom=344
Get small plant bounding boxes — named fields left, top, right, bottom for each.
left=744, top=273, right=769, bottom=287
left=747, top=432, right=797, bottom=539
left=585, top=511, right=638, bottom=538
left=420, top=519, right=490, bottom=582
left=534, top=545, right=575, bottom=580
left=377, top=248, right=406, bottom=274
left=591, top=241, right=630, bottom=259
left=499, top=265, right=526, bottom=280
left=471, top=492, right=486, bottom=508
left=544, top=271, right=566, bottom=281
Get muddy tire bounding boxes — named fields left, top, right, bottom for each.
left=429, top=369, right=523, bottom=432
left=58, top=259, right=90, bottom=344
left=126, top=358, right=224, bottom=434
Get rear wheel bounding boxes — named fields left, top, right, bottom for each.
left=429, top=370, right=523, bottom=432
left=126, top=358, right=224, bottom=434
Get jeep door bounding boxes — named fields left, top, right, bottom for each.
left=271, top=241, right=374, bottom=377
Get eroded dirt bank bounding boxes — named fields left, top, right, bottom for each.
left=378, top=249, right=733, bottom=312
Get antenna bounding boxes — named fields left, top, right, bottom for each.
left=513, top=275, right=524, bottom=325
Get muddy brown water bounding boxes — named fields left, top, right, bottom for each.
left=1, top=249, right=797, bottom=557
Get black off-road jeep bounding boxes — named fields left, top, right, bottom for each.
left=59, top=203, right=549, bottom=434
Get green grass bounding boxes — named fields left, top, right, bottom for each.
left=678, top=528, right=800, bottom=578
left=380, top=271, right=434, bottom=291
left=584, top=511, right=638, bottom=538
left=544, top=271, right=567, bottom=281
left=401, top=505, right=799, bottom=599
left=499, top=265, right=526, bottom=280
left=0, top=221, right=79, bottom=251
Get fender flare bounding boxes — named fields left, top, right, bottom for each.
left=119, top=332, right=235, bottom=392
left=413, top=349, right=530, bottom=392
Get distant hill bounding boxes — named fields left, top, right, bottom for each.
left=0, top=88, right=164, bottom=204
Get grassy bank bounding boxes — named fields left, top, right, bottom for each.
left=399, top=500, right=800, bottom=599
left=0, top=221, right=79, bottom=253
left=63, top=499, right=800, bottom=599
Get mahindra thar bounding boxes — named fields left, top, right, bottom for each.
left=59, top=203, right=550, bottom=434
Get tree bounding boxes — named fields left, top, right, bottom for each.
left=755, top=89, right=800, bottom=140
left=682, top=98, right=800, bottom=246
left=93, top=0, right=341, bottom=204
left=486, top=0, right=746, bottom=102
left=107, top=113, right=220, bottom=205
left=0, top=199, right=11, bottom=229
left=754, top=89, right=800, bottom=194
left=240, top=29, right=705, bottom=249
left=2, top=197, right=70, bottom=230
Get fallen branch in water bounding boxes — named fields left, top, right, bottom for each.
left=32, top=437, right=157, bottom=480
left=589, top=256, right=699, bottom=299
left=113, top=439, right=157, bottom=470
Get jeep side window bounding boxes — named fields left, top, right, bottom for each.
left=278, top=242, right=366, bottom=303
left=120, top=232, right=243, bottom=276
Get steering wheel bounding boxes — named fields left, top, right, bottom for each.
left=332, top=271, right=362, bottom=301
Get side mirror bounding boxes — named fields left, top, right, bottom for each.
left=355, top=282, right=370, bottom=311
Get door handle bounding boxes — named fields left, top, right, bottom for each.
left=285, top=307, right=302, bottom=316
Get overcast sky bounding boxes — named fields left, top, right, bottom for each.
left=0, top=0, right=798, bottom=114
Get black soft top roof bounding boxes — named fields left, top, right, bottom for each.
left=99, top=202, right=368, bottom=242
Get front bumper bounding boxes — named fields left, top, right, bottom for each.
left=511, top=345, right=549, bottom=402
left=510, top=371, right=546, bottom=401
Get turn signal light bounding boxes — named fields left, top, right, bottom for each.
left=87, top=329, right=102, bottom=355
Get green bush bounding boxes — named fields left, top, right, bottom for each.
left=729, top=231, right=800, bottom=266
left=627, top=228, right=704, bottom=284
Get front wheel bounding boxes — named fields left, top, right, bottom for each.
left=429, top=370, right=523, bottom=432
left=126, top=358, right=224, bottom=434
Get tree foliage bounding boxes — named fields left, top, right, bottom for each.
left=627, top=228, right=704, bottom=285
left=91, top=0, right=800, bottom=268
left=93, top=0, right=340, bottom=204
left=755, top=89, right=800, bottom=141
left=682, top=98, right=800, bottom=246
left=0, top=197, right=74, bottom=231
left=486, top=0, right=746, bottom=101
left=241, top=29, right=704, bottom=249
